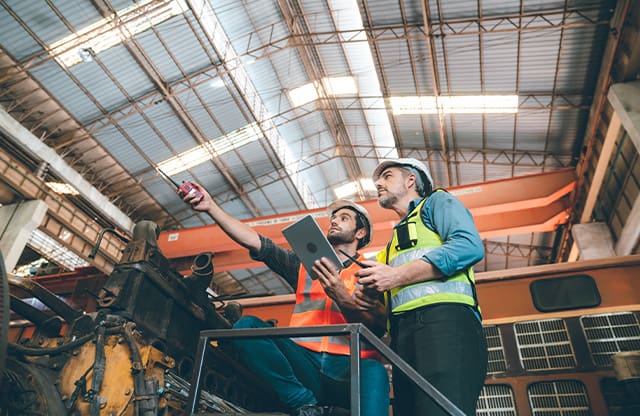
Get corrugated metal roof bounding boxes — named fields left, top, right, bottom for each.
left=0, top=6, right=44, bottom=58
left=7, top=1, right=69, bottom=46
left=49, top=0, right=103, bottom=30
left=29, top=61, right=103, bottom=122
left=69, top=60, right=128, bottom=111
left=1, top=0, right=633, bottom=298
left=99, top=46, right=155, bottom=99
left=152, top=14, right=213, bottom=76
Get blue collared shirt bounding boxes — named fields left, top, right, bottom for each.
left=407, top=191, right=484, bottom=276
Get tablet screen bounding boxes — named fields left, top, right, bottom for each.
left=282, top=215, right=342, bottom=279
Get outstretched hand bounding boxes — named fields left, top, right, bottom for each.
left=181, top=182, right=209, bottom=210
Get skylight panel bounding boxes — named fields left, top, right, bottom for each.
left=359, top=178, right=376, bottom=193
left=156, top=122, right=262, bottom=175
left=50, top=0, right=187, bottom=67
left=28, top=230, right=89, bottom=270
left=334, top=181, right=359, bottom=199
left=322, top=76, right=358, bottom=95
left=333, top=178, right=377, bottom=199
left=289, top=76, right=359, bottom=107
left=390, top=95, right=519, bottom=114
left=289, top=82, right=320, bottom=107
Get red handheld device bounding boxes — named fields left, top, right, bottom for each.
left=177, top=181, right=202, bottom=199
left=157, top=169, right=203, bottom=200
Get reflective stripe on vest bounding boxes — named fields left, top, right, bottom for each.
left=385, top=195, right=477, bottom=314
left=391, top=280, right=474, bottom=309
left=292, top=298, right=342, bottom=314
left=288, top=263, right=379, bottom=359
left=389, top=247, right=433, bottom=268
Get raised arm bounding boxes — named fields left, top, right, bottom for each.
left=183, top=182, right=261, bottom=252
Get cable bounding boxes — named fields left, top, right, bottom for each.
left=6, top=327, right=121, bottom=357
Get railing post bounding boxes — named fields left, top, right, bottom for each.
left=186, top=333, right=208, bottom=415
left=349, top=324, right=361, bottom=416
left=185, top=324, right=464, bottom=416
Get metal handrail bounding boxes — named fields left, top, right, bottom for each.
left=186, top=323, right=464, bottom=416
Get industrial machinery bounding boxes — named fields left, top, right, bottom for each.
left=0, top=221, right=282, bottom=415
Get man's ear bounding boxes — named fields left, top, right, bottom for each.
left=405, top=172, right=417, bottom=190
left=355, top=227, right=367, bottom=242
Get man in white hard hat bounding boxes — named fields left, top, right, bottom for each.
left=354, top=158, right=488, bottom=416
left=183, top=186, right=389, bottom=416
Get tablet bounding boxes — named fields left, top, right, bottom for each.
left=282, top=215, right=343, bottom=279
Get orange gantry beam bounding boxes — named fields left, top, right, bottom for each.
left=237, top=254, right=640, bottom=325
left=158, top=168, right=576, bottom=272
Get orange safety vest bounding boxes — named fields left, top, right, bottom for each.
left=289, top=258, right=379, bottom=359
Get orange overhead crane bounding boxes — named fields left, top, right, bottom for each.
left=158, top=168, right=576, bottom=272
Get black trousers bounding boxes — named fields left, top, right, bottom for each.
left=390, top=303, right=488, bottom=416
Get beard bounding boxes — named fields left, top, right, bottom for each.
left=327, top=228, right=357, bottom=246
left=378, top=192, right=398, bottom=209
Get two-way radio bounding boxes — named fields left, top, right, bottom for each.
left=157, top=169, right=203, bottom=200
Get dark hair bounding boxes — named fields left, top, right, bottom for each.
left=332, top=207, right=370, bottom=249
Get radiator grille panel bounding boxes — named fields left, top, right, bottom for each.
left=476, top=384, right=517, bottom=416
left=528, top=380, right=591, bottom=416
left=580, top=312, right=640, bottom=366
left=515, top=319, right=576, bottom=370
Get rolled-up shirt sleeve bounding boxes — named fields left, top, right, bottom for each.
left=419, top=192, right=484, bottom=276
left=250, top=235, right=301, bottom=288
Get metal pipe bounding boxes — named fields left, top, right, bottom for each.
left=89, top=228, right=129, bottom=260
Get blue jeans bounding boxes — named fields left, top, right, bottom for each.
left=232, top=315, right=389, bottom=415
left=390, top=303, right=488, bottom=416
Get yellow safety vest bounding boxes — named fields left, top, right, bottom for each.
left=377, top=195, right=479, bottom=315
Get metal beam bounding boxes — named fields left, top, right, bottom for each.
left=563, top=0, right=632, bottom=260
left=569, top=80, right=640, bottom=260
left=188, top=0, right=316, bottom=209
left=608, top=81, right=640, bottom=159
left=0, top=49, right=171, bottom=225
left=158, top=169, right=575, bottom=271
left=3, top=5, right=608, bottom=86
left=276, top=0, right=366, bottom=196
left=237, top=254, right=640, bottom=325
left=608, top=81, right=640, bottom=255
left=0, top=106, right=134, bottom=233
left=0, top=147, right=124, bottom=274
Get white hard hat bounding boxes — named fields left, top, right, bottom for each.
left=327, top=199, right=372, bottom=248
left=372, top=158, right=433, bottom=188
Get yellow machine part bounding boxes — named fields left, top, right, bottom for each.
left=58, top=335, right=175, bottom=415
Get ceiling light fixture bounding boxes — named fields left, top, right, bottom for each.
left=50, top=0, right=186, bottom=67
left=390, top=95, right=519, bottom=114
left=156, top=122, right=263, bottom=176
left=45, top=182, right=80, bottom=195
left=77, top=47, right=94, bottom=63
